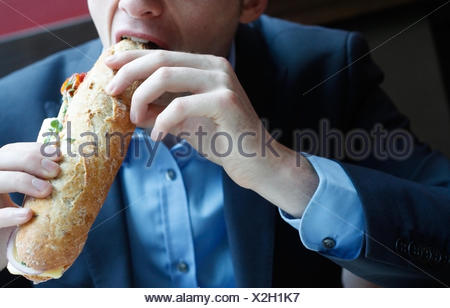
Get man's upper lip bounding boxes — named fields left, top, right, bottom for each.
left=115, top=30, right=169, bottom=49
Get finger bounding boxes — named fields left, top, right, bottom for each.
left=130, top=67, right=225, bottom=124
left=105, top=49, right=228, bottom=72
left=151, top=90, right=237, bottom=140
left=134, top=104, right=166, bottom=129
left=1, top=143, right=61, bottom=161
left=105, top=51, right=231, bottom=95
left=0, top=207, right=33, bottom=228
left=0, top=171, right=52, bottom=198
left=103, top=50, right=150, bottom=69
left=0, top=143, right=61, bottom=179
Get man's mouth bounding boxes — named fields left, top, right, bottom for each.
left=116, top=31, right=169, bottom=50
left=121, top=36, right=159, bottom=49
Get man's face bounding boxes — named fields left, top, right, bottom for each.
left=88, top=0, right=242, bottom=57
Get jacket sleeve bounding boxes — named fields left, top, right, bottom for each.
left=329, top=32, right=450, bottom=287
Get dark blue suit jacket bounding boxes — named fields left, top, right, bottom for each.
left=1, top=15, right=449, bottom=287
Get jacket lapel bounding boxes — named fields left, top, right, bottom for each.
left=84, top=176, right=134, bottom=287
left=223, top=174, right=277, bottom=287
left=222, top=22, right=282, bottom=287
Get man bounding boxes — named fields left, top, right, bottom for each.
left=0, top=0, right=449, bottom=287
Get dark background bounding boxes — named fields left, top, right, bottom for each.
left=1, top=0, right=449, bottom=287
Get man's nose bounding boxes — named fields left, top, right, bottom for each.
left=118, top=0, right=162, bottom=19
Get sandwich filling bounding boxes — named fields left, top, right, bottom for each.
left=42, top=72, right=86, bottom=146
left=121, top=35, right=160, bottom=49
left=6, top=228, right=64, bottom=279
left=59, top=72, right=86, bottom=123
left=7, top=262, right=64, bottom=280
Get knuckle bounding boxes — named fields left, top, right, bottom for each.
left=217, top=72, right=233, bottom=89
left=122, top=51, right=137, bottom=62
left=155, top=115, right=167, bottom=131
left=13, top=172, right=29, bottom=188
left=214, top=56, right=231, bottom=72
left=118, top=63, right=133, bottom=79
left=33, top=142, right=46, bottom=156
left=23, top=151, right=39, bottom=166
left=220, top=89, right=239, bottom=105
left=153, top=50, right=167, bottom=64
left=156, top=67, right=172, bottom=81
left=131, top=87, right=144, bottom=105
left=172, top=98, right=186, bottom=115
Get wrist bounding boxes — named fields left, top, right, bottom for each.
left=248, top=141, right=319, bottom=218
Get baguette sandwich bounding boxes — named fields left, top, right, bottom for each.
left=6, top=39, right=147, bottom=283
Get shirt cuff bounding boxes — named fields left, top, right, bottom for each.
left=279, top=154, right=365, bottom=260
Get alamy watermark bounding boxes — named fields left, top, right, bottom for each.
left=293, top=119, right=414, bottom=165
left=40, top=119, right=414, bottom=167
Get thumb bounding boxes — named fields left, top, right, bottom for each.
left=0, top=226, right=15, bottom=271
left=0, top=207, right=33, bottom=229
left=0, top=195, right=32, bottom=272
left=0, top=194, right=33, bottom=228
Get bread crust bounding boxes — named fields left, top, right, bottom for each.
left=14, top=40, right=145, bottom=279
left=23, top=275, right=51, bottom=284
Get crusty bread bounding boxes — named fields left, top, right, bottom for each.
left=22, top=273, right=59, bottom=284
left=13, top=39, right=145, bottom=281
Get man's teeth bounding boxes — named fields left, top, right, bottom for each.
left=121, top=36, right=150, bottom=44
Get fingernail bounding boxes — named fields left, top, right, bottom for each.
left=41, top=158, right=60, bottom=176
left=130, top=111, right=137, bottom=123
left=43, top=145, right=59, bottom=157
left=32, top=178, right=50, bottom=192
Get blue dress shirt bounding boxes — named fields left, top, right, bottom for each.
left=119, top=42, right=365, bottom=287
left=120, top=132, right=235, bottom=287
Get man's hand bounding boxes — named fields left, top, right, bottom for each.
left=0, top=143, right=61, bottom=270
left=105, top=50, right=318, bottom=217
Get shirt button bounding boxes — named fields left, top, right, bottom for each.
left=165, top=169, right=177, bottom=181
left=176, top=261, right=189, bottom=273
left=322, top=237, right=336, bottom=249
